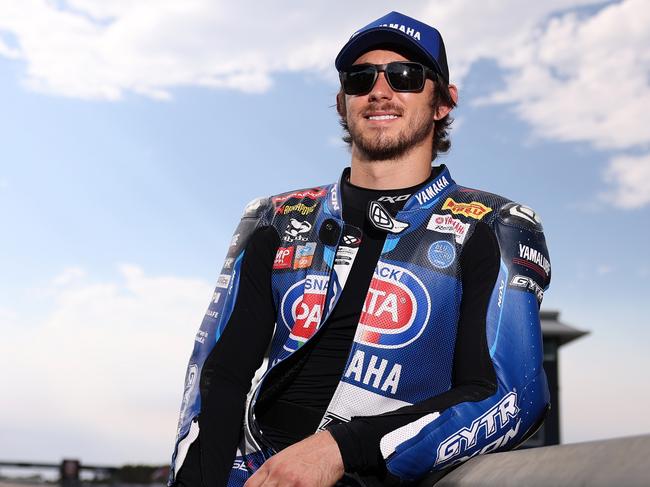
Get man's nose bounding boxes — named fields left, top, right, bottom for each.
left=368, top=72, right=393, bottom=101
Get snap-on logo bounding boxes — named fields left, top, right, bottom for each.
left=280, top=275, right=329, bottom=342
left=356, top=262, right=431, bottom=349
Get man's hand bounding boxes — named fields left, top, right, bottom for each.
left=244, top=430, right=345, bottom=487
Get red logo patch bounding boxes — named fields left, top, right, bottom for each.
left=356, top=263, right=430, bottom=349
left=359, top=278, right=416, bottom=344
left=272, top=188, right=327, bottom=206
left=273, top=247, right=294, bottom=269
left=288, top=276, right=328, bottom=341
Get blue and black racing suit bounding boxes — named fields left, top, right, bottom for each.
left=168, top=165, right=552, bottom=486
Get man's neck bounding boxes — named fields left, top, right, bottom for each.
left=348, top=145, right=433, bottom=190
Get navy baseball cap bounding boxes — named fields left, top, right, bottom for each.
left=335, top=11, right=449, bottom=83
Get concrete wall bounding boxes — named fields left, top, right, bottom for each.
left=426, top=434, right=650, bottom=486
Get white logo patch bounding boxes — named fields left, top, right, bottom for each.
left=426, top=213, right=470, bottom=244
left=368, top=201, right=409, bottom=234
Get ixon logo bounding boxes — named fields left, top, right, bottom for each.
left=356, top=262, right=431, bottom=349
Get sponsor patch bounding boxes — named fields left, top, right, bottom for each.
left=280, top=275, right=329, bottom=342
left=368, top=201, right=409, bottom=234
left=179, top=364, right=198, bottom=421
left=356, top=262, right=431, bottom=349
left=330, top=184, right=340, bottom=212
left=515, top=243, right=550, bottom=279
left=216, top=274, right=231, bottom=289
left=276, top=201, right=317, bottom=216
left=442, top=198, right=492, bottom=220
left=509, top=274, right=544, bottom=303
left=342, top=234, right=362, bottom=247
left=428, top=240, right=456, bottom=269
left=232, top=459, right=250, bottom=472
left=379, top=22, right=422, bottom=41
left=294, top=242, right=316, bottom=269
left=273, top=247, right=295, bottom=269
left=435, top=392, right=520, bottom=466
left=283, top=218, right=312, bottom=242
left=334, top=227, right=363, bottom=288
left=426, top=213, right=470, bottom=244
left=377, top=194, right=410, bottom=204
left=333, top=227, right=362, bottom=288
left=414, top=175, right=450, bottom=205
left=497, top=279, right=505, bottom=308
left=230, top=233, right=240, bottom=247
left=195, top=328, right=209, bottom=342
left=272, top=188, right=327, bottom=206
left=344, top=350, right=402, bottom=395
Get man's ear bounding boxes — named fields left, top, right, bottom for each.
left=434, top=83, right=458, bottom=121
left=336, top=91, right=347, bottom=118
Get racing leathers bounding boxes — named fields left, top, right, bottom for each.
left=169, top=165, right=552, bottom=486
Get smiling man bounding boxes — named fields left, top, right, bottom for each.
left=168, top=11, right=552, bottom=487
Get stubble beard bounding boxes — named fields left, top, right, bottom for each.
left=347, top=103, right=435, bottom=162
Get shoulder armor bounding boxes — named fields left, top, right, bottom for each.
left=242, top=196, right=271, bottom=219
left=497, top=202, right=544, bottom=232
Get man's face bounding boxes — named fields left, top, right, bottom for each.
left=342, top=49, right=436, bottom=161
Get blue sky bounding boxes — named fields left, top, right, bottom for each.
left=1, top=0, right=649, bottom=466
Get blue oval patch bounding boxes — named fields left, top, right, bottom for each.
left=428, top=240, right=456, bottom=269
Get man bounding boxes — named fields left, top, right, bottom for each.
left=169, top=11, right=551, bottom=487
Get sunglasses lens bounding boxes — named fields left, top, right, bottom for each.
left=342, top=65, right=377, bottom=95
left=341, top=62, right=428, bottom=95
left=386, top=62, right=425, bottom=91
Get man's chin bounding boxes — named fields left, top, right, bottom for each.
left=352, top=135, right=412, bottom=161
left=355, top=143, right=412, bottom=162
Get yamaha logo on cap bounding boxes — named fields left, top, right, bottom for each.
left=335, top=11, right=449, bottom=83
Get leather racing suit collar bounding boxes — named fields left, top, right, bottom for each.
left=325, top=165, right=456, bottom=218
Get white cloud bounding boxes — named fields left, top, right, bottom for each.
left=51, top=266, right=87, bottom=286
left=0, top=0, right=606, bottom=101
left=473, top=0, right=650, bottom=208
left=0, top=0, right=369, bottom=99
left=0, top=264, right=213, bottom=463
left=0, top=38, right=20, bottom=59
left=1, top=0, right=648, bottom=206
left=479, top=0, right=650, bottom=151
left=601, top=153, right=650, bottom=209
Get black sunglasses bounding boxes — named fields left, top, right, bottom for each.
left=339, top=62, right=437, bottom=95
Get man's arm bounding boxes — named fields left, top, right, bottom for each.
left=326, top=221, right=500, bottom=476
left=182, top=226, right=280, bottom=486
left=171, top=200, right=281, bottom=486
left=330, top=208, right=551, bottom=481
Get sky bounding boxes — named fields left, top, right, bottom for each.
left=0, top=0, right=649, bottom=467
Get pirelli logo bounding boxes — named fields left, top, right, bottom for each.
left=442, top=198, right=492, bottom=220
